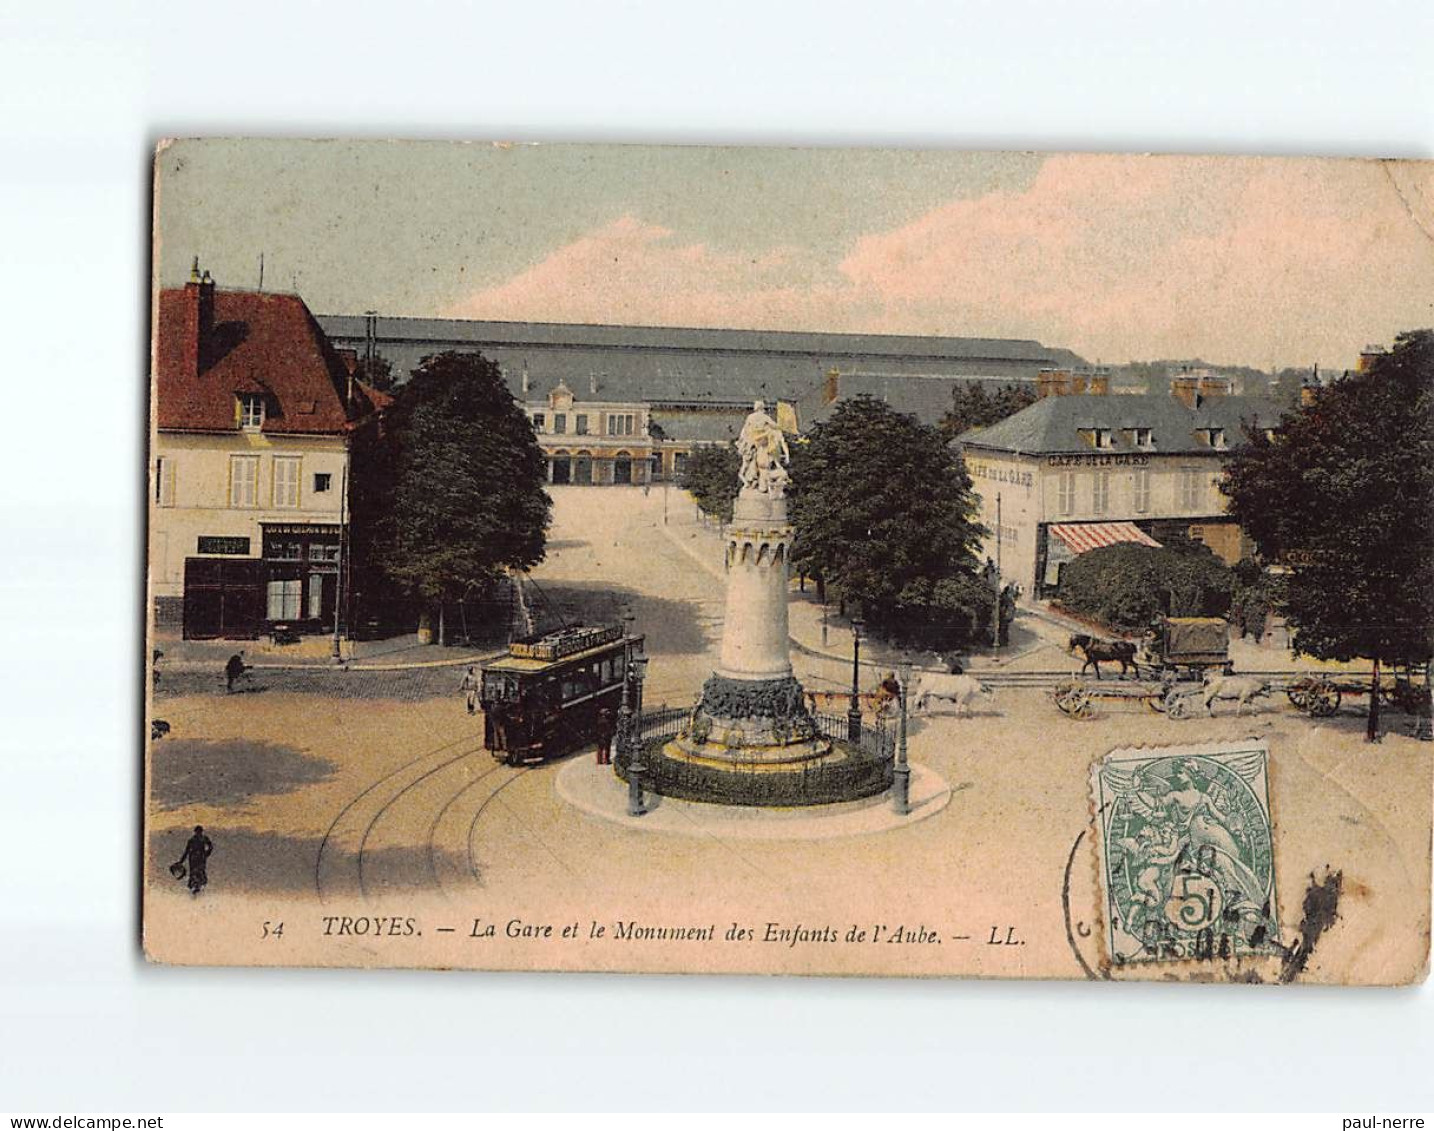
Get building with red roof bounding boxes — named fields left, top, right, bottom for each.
left=150, top=260, right=386, bottom=640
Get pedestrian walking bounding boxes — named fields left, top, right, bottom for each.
left=460, top=666, right=480, bottom=715
left=224, top=651, right=248, bottom=693
left=171, top=825, right=214, bottom=897
left=595, top=706, right=616, bottom=766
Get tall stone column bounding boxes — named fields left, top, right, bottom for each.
left=633, top=400, right=892, bottom=805
left=717, top=490, right=793, bottom=681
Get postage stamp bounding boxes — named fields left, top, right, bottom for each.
left=1091, top=742, right=1280, bottom=966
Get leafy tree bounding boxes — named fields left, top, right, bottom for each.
left=789, top=395, right=989, bottom=648
left=353, top=354, right=397, bottom=393
left=677, top=444, right=741, bottom=523
left=1221, top=329, right=1434, bottom=740
left=350, top=351, right=551, bottom=640
left=1056, top=543, right=1235, bottom=632
left=939, top=382, right=1038, bottom=439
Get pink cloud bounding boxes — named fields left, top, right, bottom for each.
left=445, top=156, right=1434, bottom=366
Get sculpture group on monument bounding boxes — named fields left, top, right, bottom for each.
left=615, top=402, right=895, bottom=807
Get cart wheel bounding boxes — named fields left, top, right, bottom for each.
left=1286, top=680, right=1313, bottom=711
left=1306, top=681, right=1341, bottom=717
left=1144, top=694, right=1167, bottom=714
left=1166, top=694, right=1190, bottom=720
left=1054, top=684, right=1090, bottom=718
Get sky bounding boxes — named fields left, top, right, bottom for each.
left=156, top=140, right=1434, bottom=370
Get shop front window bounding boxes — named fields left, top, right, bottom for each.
left=266, top=578, right=302, bottom=620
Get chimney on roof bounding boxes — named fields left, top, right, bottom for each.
left=1037, top=367, right=1072, bottom=398
left=521, top=362, right=531, bottom=395
left=181, top=258, right=217, bottom=378
left=1086, top=369, right=1110, bottom=396
left=1171, top=374, right=1202, bottom=409
left=1195, top=373, right=1231, bottom=400
left=590, top=371, right=599, bottom=395
left=824, top=367, right=840, bottom=405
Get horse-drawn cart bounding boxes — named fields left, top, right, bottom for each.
left=1055, top=616, right=1233, bottom=719
left=1135, top=616, right=1231, bottom=680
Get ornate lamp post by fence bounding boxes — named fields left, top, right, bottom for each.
left=892, top=661, right=912, bottom=814
left=624, top=653, right=650, bottom=817
left=848, top=617, right=865, bottom=742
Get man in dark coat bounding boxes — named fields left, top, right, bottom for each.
left=225, top=652, right=248, bottom=693
left=175, top=826, right=214, bottom=896
left=595, top=707, right=617, bottom=766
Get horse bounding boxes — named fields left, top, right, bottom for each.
left=911, top=673, right=994, bottom=716
left=1068, top=634, right=1137, bottom=680
left=1199, top=672, right=1271, bottom=716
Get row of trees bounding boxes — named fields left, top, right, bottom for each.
left=675, top=446, right=740, bottom=523
left=1221, top=329, right=1434, bottom=739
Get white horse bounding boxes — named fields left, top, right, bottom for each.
left=911, top=672, right=994, bottom=716
left=1200, top=672, right=1271, bottom=716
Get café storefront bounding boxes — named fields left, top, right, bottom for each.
left=180, top=523, right=341, bottom=639
left=261, top=523, right=342, bottom=631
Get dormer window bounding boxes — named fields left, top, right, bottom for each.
left=239, top=393, right=265, bottom=430
left=1201, top=427, right=1227, bottom=449
left=1090, top=427, right=1114, bottom=450
left=1129, top=427, right=1154, bottom=450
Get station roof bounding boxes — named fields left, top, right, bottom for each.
left=316, top=313, right=1083, bottom=416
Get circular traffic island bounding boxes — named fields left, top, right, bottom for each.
left=615, top=733, right=893, bottom=807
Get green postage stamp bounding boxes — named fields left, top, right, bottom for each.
left=1092, top=742, right=1280, bottom=966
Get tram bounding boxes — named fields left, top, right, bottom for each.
left=479, top=623, right=644, bottom=765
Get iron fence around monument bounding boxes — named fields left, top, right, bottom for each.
left=812, top=710, right=894, bottom=761
left=618, top=707, right=895, bottom=807
left=632, top=704, right=690, bottom=743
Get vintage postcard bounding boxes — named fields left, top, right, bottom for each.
left=144, top=140, right=1433, bottom=983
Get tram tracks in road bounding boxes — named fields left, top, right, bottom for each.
left=354, top=747, right=492, bottom=901
left=465, top=767, right=543, bottom=890
left=313, top=731, right=483, bottom=902
left=424, top=759, right=514, bottom=896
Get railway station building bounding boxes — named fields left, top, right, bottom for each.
left=151, top=263, right=388, bottom=640
left=956, top=369, right=1284, bottom=599
left=317, top=313, right=1083, bottom=481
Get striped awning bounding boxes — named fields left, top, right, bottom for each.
left=1048, top=521, right=1162, bottom=554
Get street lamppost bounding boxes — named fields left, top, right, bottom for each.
left=892, top=661, right=912, bottom=814
left=848, top=617, right=865, bottom=742
left=624, top=653, right=649, bottom=817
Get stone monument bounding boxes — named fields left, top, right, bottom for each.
left=618, top=402, right=892, bottom=806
